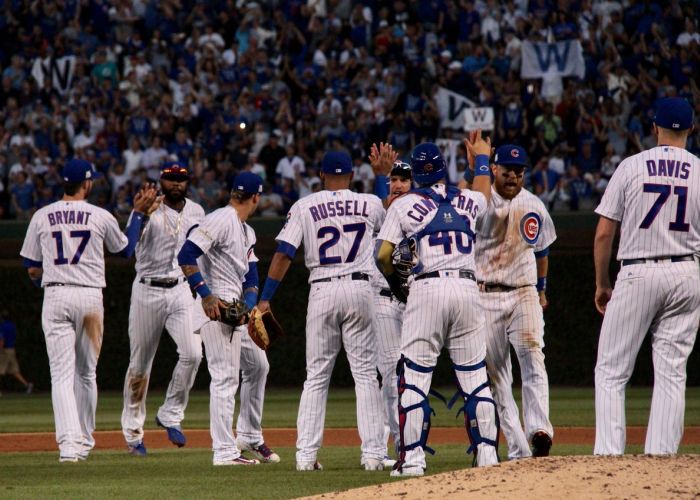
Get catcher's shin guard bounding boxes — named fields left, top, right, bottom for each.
left=395, top=355, right=441, bottom=468
left=447, top=360, right=500, bottom=465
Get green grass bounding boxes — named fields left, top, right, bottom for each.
left=2, top=444, right=700, bottom=500
left=2, top=386, right=700, bottom=433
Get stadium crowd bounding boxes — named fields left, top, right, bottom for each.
left=0, top=0, right=698, bottom=220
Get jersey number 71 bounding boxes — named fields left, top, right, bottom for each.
left=639, top=183, right=689, bottom=231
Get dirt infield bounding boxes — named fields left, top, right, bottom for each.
left=303, top=455, right=700, bottom=500
left=2, top=427, right=700, bottom=453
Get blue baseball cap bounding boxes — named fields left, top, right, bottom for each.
left=654, top=98, right=694, bottom=130
left=232, top=172, right=263, bottom=194
left=160, top=161, right=189, bottom=181
left=494, top=144, right=529, bottom=167
left=321, top=151, right=353, bottom=175
left=62, top=159, right=102, bottom=182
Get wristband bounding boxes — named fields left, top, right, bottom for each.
left=244, top=290, right=258, bottom=310
left=260, top=278, right=280, bottom=301
left=187, top=271, right=212, bottom=298
left=374, top=175, right=389, bottom=200
left=536, top=277, right=547, bottom=292
left=464, top=168, right=475, bottom=183
left=474, top=154, right=490, bottom=176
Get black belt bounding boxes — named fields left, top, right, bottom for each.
left=311, top=272, right=369, bottom=284
left=139, top=277, right=186, bottom=288
left=45, top=283, right=66, bottom=287
left=621, top=255, right=694, bottom=267
left=414, top=270, right=476, bottom=282
left=379, top=289, right=393, bottom=298
left=478, top=282, right=518, bottom=293
left=45, top=283, right=99, bottom=288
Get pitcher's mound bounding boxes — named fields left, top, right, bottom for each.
left=306, top=455, right=700, bottom=499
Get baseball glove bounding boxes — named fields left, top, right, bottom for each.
left=219, top=299, right=250, bottom=328
left=248, top=307, right=284, bottom=351
left=393, top=238, right=418, bottom=278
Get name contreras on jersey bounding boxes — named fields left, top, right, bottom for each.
left=406, top=193, right=479, bottom=222
left=47, top=210, right=92, bottom=226
left=646, top=159, right=691, bottom=179
left=309, top=200, right=369, bottom=221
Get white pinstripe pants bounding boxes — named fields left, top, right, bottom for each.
left=296, top=280, right=385, bottom=464
left=372, top=291, right=404, bottom=452
left=595, top=260, right=700, bottom=455
left=42, top=286, right=103, bottom=458
left=400, top=277, right=496, bottom=469
left=121, top=281, right=203, bottom=445
left=481, top=286, right=552, bottom=459
left=236, top=332, right=270, bottom=446
left=201, top=321, right=243, bottom=463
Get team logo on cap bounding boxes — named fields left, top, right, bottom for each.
left=423, top=163, right=434, bottom=172
left=511, top=148, right=520, bottom=158
left=520, top=212, right=541, bottom=244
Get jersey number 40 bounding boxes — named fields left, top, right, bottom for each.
left=317, top=223, right=366, bottom=265
left=428, top=230, right=472, bottom=254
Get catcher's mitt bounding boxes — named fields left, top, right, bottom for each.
left=248, top=307, right=284, bottom=351
left=219, top=299, right=250, bottom=328
left=393, top=237, right=418, bottom=278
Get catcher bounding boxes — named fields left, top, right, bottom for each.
left=177, top=172, right=281, bottom=465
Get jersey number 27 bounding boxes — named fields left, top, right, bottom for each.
left=317, top=223, right=366, bottom=265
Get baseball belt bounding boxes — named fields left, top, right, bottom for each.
left=477, top=282, right=518, bottom=293
left=379, top=288, right=393, bottom=298
left=414, top=270, right=476, bottom=282
left=621, top=255, right=694, bottom=267
left=310, top=272, right=369, bottom=284
left=139, top=277, right=187, bottom=288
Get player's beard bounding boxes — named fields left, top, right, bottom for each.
left=163, top=185, right=186, bottom=205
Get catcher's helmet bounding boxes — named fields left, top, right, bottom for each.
left=411, top=142, right=446, bottom=185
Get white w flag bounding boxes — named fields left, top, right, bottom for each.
left=521, top=40, right=585, bottom=80
left=31, top=55, right=77, bottom=96
left=435, top=87, right=476, bottom=130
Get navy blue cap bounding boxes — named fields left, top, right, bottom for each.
left=232, top=172, right=263, bottom=194
left=654, top=98, right=694, bottom=130
left=62, top=159, right=102, bottom=183
left=390, top=161, right=412, bottom=178
left=160, top=161, right=189, bottom=181
left=321, top=151, right=353, bottom=175
left=494, top=144, right=529, bottom=167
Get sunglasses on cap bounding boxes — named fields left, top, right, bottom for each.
left=390, top=161, right=412, bottom=177
left=161, top=165, right=189, bottom=177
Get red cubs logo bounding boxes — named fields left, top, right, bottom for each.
left=520, top=212, right=541, bottom=244
left=511, top=148, right=520, bottom=158
left=423, top=163, right=434, bottom=172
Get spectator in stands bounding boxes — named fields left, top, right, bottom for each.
left=258, top=182, right=283, bottom=216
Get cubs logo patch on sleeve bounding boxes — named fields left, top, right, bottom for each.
left=520, top=212, right=542, bottom=244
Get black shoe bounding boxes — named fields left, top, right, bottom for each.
left=531, top=431, right=552, bottom=457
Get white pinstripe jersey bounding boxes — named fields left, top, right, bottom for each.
left=377, top=184, right=486, bottom=274
left=135, top=199, right=205, bottom=280
left=276, top=189, right=385, bottom=282
left=20, top=200, right=128, bottom=288
left=596, top=145, right=700, bottom=260
left=475, top=187, right=556, bottom=287
left=186, top=205, right=256, bottom=302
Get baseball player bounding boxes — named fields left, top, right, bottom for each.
left=594, top=97, right=700, bottom=455
left=375, top=140, right=499, bottom=477
left=258, top=151, right=386, bottom=472
left=368, top=143, right=411, bottom=461
left=178, top=172, right=277, bottom=466
left=19, top=159, right=156, bottom=462
left=466, top=143, right=556, bottom=459
left=121, top=161, right=205, bottom=456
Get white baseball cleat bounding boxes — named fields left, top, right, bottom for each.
left=363, top=458, right=384, bottom=471
left=390, top=464, right=425, bottom=477
left=236, top=439, right=281, bottom=463
left=382, top=456, right=398, bottom=468
left=213, top=456, right=260, bottom=466
left=296, top=461, right=323, bottom=471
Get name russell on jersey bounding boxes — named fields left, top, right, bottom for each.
left=47, top=210, right=92, bottom=226
left=309, top=200, right=370, bottom=222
